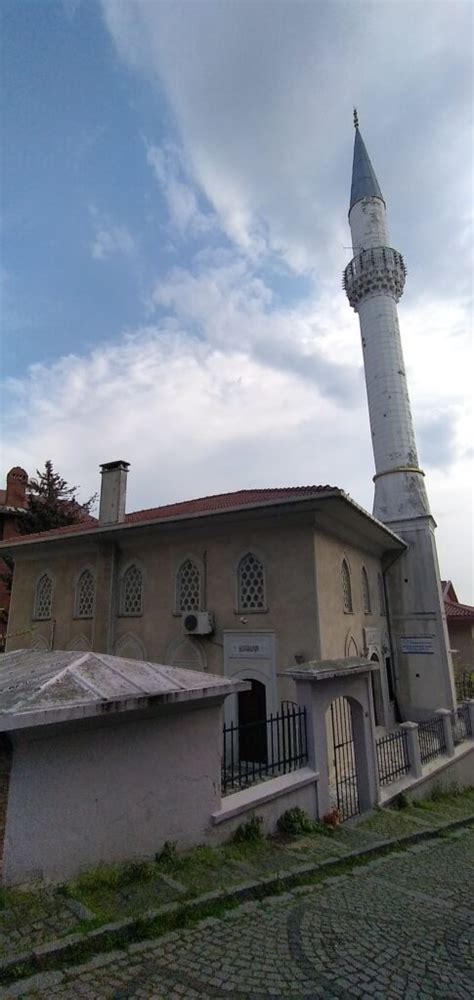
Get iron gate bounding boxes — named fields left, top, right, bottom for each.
left=330, top=696, right=360, bottom=822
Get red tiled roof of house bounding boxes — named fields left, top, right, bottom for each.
left=441, top=580, right=474, bottom=621
left=4, top=485, right=339, bottom=544
left=444, top=599, right=474, bottom=622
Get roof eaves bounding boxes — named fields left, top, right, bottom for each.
left=0, top=490, right=344, bottom=549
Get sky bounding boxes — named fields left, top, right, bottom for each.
left=1, top=0, right=473, bottom=601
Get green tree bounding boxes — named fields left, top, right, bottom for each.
left=21, top=460, right=97, bottom=534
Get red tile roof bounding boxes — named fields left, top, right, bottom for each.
left=444, top=599, right=474, bottom=622
left=3, top=486, right=339, bottom=545
left=441, top=580, right=474, bottom=621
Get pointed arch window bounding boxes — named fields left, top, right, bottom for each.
left=120, top=564, right=143, bottom=616
left=378, top=573, right=386, bottom=616
left=34, top=573, right=53, bottom=620
left=361, top=567, right=371, bottom=614
left=238, top=552, right=266, bottom=611
left=75, top=569, right=95, bottom=619
left=341, top=559, right=353, bottom=613
left=176, top=559, right=201, bottom=613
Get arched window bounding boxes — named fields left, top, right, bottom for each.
left=341, top=559, right=353, bottom=613
left=75, top=570, right=95, bottom=618
left=34, top=573, right=53, bottom=620
left=120, top=564, right=143, bottom=616
left=378, top=573, right=386, bottom=616
left=176, top=559, right=201, bottom=613
left=361, top=567, right=371, bottom=614
left=238, top=552, right=266, bottom=611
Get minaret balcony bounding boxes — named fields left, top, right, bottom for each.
left=343, top=246, right=407, bottom=309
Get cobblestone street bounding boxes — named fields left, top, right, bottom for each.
left=12, top=826, right=473, bottom=1000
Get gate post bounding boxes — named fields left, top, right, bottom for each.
left=435, top=708, right=455, bottom=758
left=399, top=721, right=422, bottom=777
left=286, top=658, right=381, bottom=821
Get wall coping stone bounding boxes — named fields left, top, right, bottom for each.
left=211, top=767, right=319, bottom=825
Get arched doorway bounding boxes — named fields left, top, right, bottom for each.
left=370, top=653, right=384, bottom=727
left=238, top=679, right=267, bottom=764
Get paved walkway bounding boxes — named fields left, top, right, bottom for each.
left=14, top=826, right=474, bottom=999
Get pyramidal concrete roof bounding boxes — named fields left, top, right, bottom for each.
left=350, top=128, right=384, bottom=211
left=0, top=650, right=245, bottom=731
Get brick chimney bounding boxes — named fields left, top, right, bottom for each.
left=99, top=461, right=129, bottom=525
left=5, top=468, right=28, bottom=509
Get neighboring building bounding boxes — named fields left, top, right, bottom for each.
left=2, top=465, right=404, bottom=732
left=441, top=581, right=474, bottom=672
left=0, top=468, right=28, bottom=648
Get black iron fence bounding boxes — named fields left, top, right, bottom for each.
left=418, top=716, right=446, bottom=765
left=451, top=704, right=472, bottom=746
left=376, top=729, right=410, bottom=786
left=222, top=703, right=308, bottom=796
left=455, top=672, right=474, bottom=702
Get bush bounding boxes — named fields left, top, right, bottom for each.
left=277, top=807, right=316, bottom=836
left=232, top=815, right=263, bottom=843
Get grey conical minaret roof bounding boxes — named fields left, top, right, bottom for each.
left=350, top=127, right=384, bottom=210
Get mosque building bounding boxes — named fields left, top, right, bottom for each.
left=1, top=119, right=457, bottom=731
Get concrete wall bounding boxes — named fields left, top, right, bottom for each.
left=2, top=702, right=222, bottom=884
left=382, top=743, right=474, bottom=806
left=386, top=519, right=456, bottom=718
left=211, top=768, right=319, bottom=842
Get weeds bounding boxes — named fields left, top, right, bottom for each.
left=232, top=815, right=264, bottom=843
left=277, top=807, right=316, bottom=836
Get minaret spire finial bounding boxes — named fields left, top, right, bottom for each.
left=353, top=107, right=359, bottom=129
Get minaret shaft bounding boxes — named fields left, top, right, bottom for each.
left=344, top=123, right=456, bottom=718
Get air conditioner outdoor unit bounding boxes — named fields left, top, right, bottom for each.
left=182, top=611, right=214, bottom=635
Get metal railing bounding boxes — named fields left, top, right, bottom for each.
left=455, top=672, right=473, bottom=702
left=222, top=703, right=308, bottom=796
left=376, top=729, right=410, bottom=786
left=418, top=716, right=446, bottom=765
left=451, top=704, right=472, bottom=746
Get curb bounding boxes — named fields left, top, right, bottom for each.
left=0, top=812, right=473, bottom=993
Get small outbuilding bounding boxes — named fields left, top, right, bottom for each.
left=0, top=649, right=245, bottom=884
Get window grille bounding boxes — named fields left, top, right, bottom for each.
left=362, top=567, right=371, bottom=613
left=341, top=560, right=353, bottom=612
left=34, top=573, right=53, bottom=620
left=378, top=573, right=386, bottom=616
left=76, top=570, right=95, bottom=618
left=238, top=553, right=266, bottom=610
left=177, top=559, right=201, bottom=613
left=121, top=564, right=143, bottom=615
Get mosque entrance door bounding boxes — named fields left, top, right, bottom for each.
left=238, top=679, right=268, bottom=765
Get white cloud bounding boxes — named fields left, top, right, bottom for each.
left=89, top=208, right=136, bottom=261
left=146, top=141, right=215, bottom=238
left=3, top=256, right=473, bottom=599
left=101, top=0, right=472, bottom=280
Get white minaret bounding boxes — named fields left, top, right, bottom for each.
left=344, top=111, right=456, bottom=718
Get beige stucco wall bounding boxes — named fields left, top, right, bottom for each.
left=6, top=511, right=388, bottom=707
left=2, top=701, right=222, bottom=884
left=7, top=513, right=320, bottom=696
left=313, top=529, right=387, bottom=659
